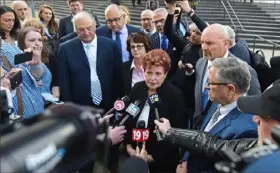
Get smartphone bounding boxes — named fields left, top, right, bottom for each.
left=174, top=7, right=181, bottom=15
left=14, top=52, right=33, bottom=65
left=10, top=71, right=22, bottom=90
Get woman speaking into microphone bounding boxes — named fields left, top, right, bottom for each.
left=123, top=49, right=186, bottom=173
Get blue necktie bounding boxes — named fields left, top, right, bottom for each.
left=161, top=35, right=168, bottom=50
left=202, top=86, right=209, bottom=111
left=115, top=32, right=122, bottom=57
left=85, top=44, right=102, bottom=105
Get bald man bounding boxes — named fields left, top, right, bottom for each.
left=96, top=4, right=140, bottom=63
left=192, top=23, right=260, bottom=130
left=140, top=9, right=156, bottom=35
left=58, top=11, right=124, bottom=111
left=11, top=0, right=30, bottom=26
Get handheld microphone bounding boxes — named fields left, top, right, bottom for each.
left=118, top=100, right=142, bottom=126
left=103, top=96, right=131, bottom=116
left=147, top=94, right=164, bottom=141
left=133, top=120, right=149, bottom=150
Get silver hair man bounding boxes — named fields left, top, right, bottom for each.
left=72, top=11, right=96, bottom=31
left=211, top=57, right=251, bottom=94
left=225, top=25, right=236, bottom=48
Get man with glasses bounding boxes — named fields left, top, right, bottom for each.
left=140, top=9, right=156, bottom=36
left=96, top=4, right=140, bottom=63
left=192, top=23, right=261, bottom=130
left=150, top=8, right=179, bottom=79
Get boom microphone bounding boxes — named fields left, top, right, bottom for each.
left=118, top=100, right=142, bottom=126
left=0, top=103, right=103, bottom=173
left=104, top=96, right=131, bottom=116
left=148, top=94, right=164, bottom=141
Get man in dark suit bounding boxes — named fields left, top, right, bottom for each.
left=58, top=11, right=124, bottom=111
left=58, top=0, right=83, bottom=39
left=96, top=4, right=141, bottom=63
left=187, top=57, right=258, bottom=173
left=150, top=8, right=180, bottom=78
left=190, top=24, right=261, bottom=129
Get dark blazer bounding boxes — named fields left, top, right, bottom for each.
left=123, top=81, right=186, bottom=172
left=188, top=106, right=258, bottom=173
left=96, top=24, right=141, bottom=39
left=58, top=15, right=73, bottom=39
left=122, top=60, right=133, bottom=95
left=193, top=53, right=261, bottom=128
left=150, top=32, right=180, bottom=79
left=58, top=36, right=124, bottom=111
left=59, top=32, right=78, bottom=45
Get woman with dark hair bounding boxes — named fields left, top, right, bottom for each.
left=123, top=49, right=186, bottom=173
left=38, top=5, right=59, bottom=53
left=0, top=6, right=20, bottom=43
left=123, top=32, right=152, bottom=94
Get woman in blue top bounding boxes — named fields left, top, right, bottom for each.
left=17, top=27, right=52, bottom=95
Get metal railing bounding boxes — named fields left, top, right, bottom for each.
left=252, top=35, right=280, bottom=57
left=219, top=0, right=245, bottom=35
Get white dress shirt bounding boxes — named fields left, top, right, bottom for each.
left=204, top=101, right=237, bottom=132
left=130, top=60, right=145, bottom=87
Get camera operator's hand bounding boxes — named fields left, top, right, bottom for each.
left=154, top=118, right=171, bottom=135
left=177, top=0, right=192, bottom=13
left=109, top=126, right=127, bottom=145
left=165, top=1, right=176, bottom=14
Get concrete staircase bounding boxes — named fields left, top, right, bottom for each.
left=4, top=0, right=280, bottom=50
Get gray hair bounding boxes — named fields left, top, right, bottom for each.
left=211, top=57, right=251, bottom=94
left=189, top=23, right=201, bottom=34
left=225, top=25, right=236, bottom=44
left=153, top=8, right=168, bottom=16
left=72, top=11, right=96, bottom=31
left=105, top=4, right=123, bottom=16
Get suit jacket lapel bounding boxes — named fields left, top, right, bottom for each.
left=106, top=29, right=113, bottom=39
left=209, top=108, right=240, bottom=135
left=154, top=33, right=161, bottom=49
left=96, top=37, right=103, bottom=74
left=200, top=102, right=218, bottom=130
left=198, top=59, right=208, bottom=107
left=75, top=38, right=89, bottom=68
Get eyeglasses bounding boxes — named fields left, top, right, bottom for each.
left=131, top=45, right=145, bottom=50
left=152, top=19, right=165, bottom=25
left=106, top=15, right=123, bottom=24
left=206, top=82, right=230, bottom=87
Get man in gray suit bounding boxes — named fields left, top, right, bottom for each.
left=191, top=23, right=261, bottom=129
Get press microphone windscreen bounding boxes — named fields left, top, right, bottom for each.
left=119, top=157, right=149, bottom=173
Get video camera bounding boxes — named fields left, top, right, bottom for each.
left=0, top=103, right=111, bottom=173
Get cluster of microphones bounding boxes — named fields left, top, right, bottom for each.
left=0, top=94, right=164, bottom=173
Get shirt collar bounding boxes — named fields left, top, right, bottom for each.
left=81, top=34, right=97, bottom=48
left=130, top=60, right=143, bottom=70
left=219, top=100, right=237, bottom=115
left=115, top=24, right=128, bottom=35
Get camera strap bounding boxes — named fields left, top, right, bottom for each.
left=1, top=56, right=24, bottom=115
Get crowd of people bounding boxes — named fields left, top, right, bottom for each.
left=0, top=0, right=280, bottom=173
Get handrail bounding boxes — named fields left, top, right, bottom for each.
left=252, top=34, right=280, bottom=57
left=225, top=0, right=245, bottom=30
left=219, top=0, right=238, bottom=32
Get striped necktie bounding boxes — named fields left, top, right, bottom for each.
left=85, top=44, right=102, bottom=105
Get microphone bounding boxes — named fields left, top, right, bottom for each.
left=133, top=120, right=149, bottom=150
left=0, top=103, right=105, bottom=173
left=147, top=94, right=164, bottom=141
left=119, top=156, right=149, bottom=173
left=103, top=96, right=131, bottom=116
left=118, top=100, right=142, bottom=126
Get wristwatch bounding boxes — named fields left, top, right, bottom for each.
left=187, top=9, right=195, bottom=17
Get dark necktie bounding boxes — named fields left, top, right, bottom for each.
left=115, top=32, right=122, bottom=57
